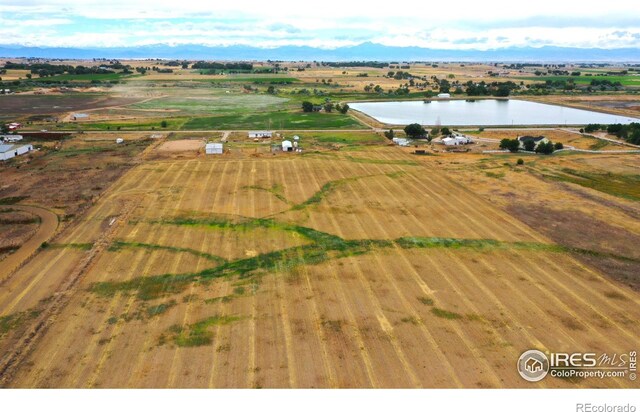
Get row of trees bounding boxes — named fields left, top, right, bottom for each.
left=499, top=138, right=563, bottom=154
left=582, top=123, right=640, bottom=145
left=301, top=101, right=349, bottom=114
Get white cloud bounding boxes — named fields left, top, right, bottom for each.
left=0, top=0, right=639, bottom=49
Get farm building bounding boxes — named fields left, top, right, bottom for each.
left=248, top=131, right=272, bottom=138
left=1, top=135, right=23, bottom=143
left=518, top=135, right=548, bottom=150
left=0, top=143, right=34, bottom=161
left=282, top=140, right=293, bottom=151
left=392, top=137, right=410, bottom=147
left=115, top=138, right=124, bottom=144
left=205, top=143, right=223, bottom=154
left=437, top=93, right=451, bottom=98
left=442, top=135, right=472, bottom=146
left=71, top=113, right=90, bottom=121
left=5, top=122, right=21, bottom=131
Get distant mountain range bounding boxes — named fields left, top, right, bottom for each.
left=1, top=42, right=639, bottom=62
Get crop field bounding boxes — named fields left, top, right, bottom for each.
left=0, top=144, right=638, bottom=388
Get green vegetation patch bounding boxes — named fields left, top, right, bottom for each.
left=146, top=300, right=177, bottom=318
left=544, top=168, right=640, bottom=201
left=182, top=111, right=365, bottom=130
left=168, top=315, right=243, bottom=347
left=431, top=307, right=463, bottom=320
left=0, top=196, right=29, bottom=205
left=0, top=308, right=41, bottom=337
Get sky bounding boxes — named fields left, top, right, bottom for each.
left=1, top=0, right=640, bottom=50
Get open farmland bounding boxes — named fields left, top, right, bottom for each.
left=0, top=144, right=638, bottom=388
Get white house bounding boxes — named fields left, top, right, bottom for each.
left=0, top=143, right=34, bottom=161
left=282, top=140, right=293, bottom=151
left=1, top=135, right=23, bottom=142
left=248, top=131, right=272, bottom=138
left=437, top=93, right=451, bottom=98
left=205, top=143, right=223, bottom=154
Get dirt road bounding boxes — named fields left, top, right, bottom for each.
left=0, top=205, right=58, bottom=281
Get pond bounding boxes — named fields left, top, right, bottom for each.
left=349, top=99, right=639, bottom=126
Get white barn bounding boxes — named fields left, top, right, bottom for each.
left=248, top=131, right=272, bottom=138
left=206, top=143, right=223, bottom=154
left=437, top=93, right=451, bottom=98
left=282, top=140, right=293, bottom=151
left=0, top=143, right=34, bottom=161
left=443, top=134, right=472, bottom=146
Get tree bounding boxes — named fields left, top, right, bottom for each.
left=535, top=141, right=555, bottom=155
left=302, top=101, right=314, bottom=112
left=523, top=140, right=536, bottom=152
left=494, top=84, right=511, bottom=97
left=324, top=102, right=334, bottom=113
left=500, top=138, right=520, bottom=152
left=404, top=123, right=426, bottom=138
left=160, top=120, right=168, bottom=128
left=384, top=129, right=395, bottom=140
left=266, top=85, right=275, bottom=94
left=26, top=73, right=32, bottom=79
left=516, top=158, right=524, bottom=165
left=441, top=127, right=451, bottom=136
left=554, top=142, right=564, bottom=150
left=430, top=127, right=440, bottom=137
left=338, top=104, right=349, bottom=114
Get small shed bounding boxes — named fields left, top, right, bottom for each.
left=115, top=138, right=124, bottom=144
left=437, top=93, right=451, bottom=98
left=248, top=131, right=272, bottom=138
left=206, top=143, right=223, bottom=154
left=71, top=113, right=89, bottom=121
left=282, top=140, right=293, bottom=152
left=0, top=143, right=33, bottom=161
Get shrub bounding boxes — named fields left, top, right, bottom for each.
left=517, top=158, right=524, bottom=165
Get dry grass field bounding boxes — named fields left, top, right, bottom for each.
left=1, top=143, right=638, bottom=388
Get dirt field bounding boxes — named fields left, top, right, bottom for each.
left=0, top=144, right=637, bottom=388
left=158, top=139, right=204, bottom=152
left=0, top=205, right=58, bottom=280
